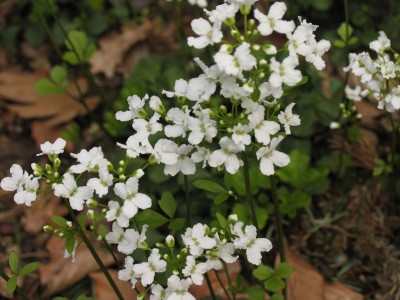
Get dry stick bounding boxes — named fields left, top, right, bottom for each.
left=242, top=153, right=258, bottom=227
left=0, top=270, right=29, bottom=300
left=204, top=273, right=217, bottom=300
left=64, top=200, right=124, bottom=300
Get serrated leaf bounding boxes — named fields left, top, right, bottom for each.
left=51, top=215, right=68, bottom=228
left=20, top=262, right=39, bottom=275
left=274, top=262, right=293, bottom=279
left=135, top=210, right=169, bottom=229
left=214, top=192, right=229, bottom=205
left=158, top=191, right=176, bottom=219
left=168, top=218, right=185, bottom=230
left=193, top=179, right=226, bottom=193
left=6, top=275, right=17, bottom=296
left=9, top=251, right=18, bottom=274
left=264, top=275, right=285, bottom=293
left=50, top=66, right=67, bottom=84
left=252, top=265, right=272, bottom=281
left=216, top=212, right=227, bottom=228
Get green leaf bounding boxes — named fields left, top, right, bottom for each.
left=84, top=43, right=96, bottom=61
left=51, top=215, right=68, bottom=228
left=348, top=36, right=359, bottom=46
left=333, top=39, right=346, bottom=48
left=98, top=224, right=107, bottom=238
left=245, top=286, right=265, bottom=300
left=61, top=123, right=80, bottom=142
left=135, top=210, right=169, bottom=229
left=63, top=52, right=80, bottom=65
left=34, top=79, right=65, bottom=94
left=264, top=275, right=285, bottom=293
left=252, top=265, right=272, bottom=281
left=158, top=192, right=177, bottom=219
left=20, top=262, right=39, bottom=276
left=168, top=218, right=186, bottom=230
left=271, top=294, right=284, bottom=300
left=9, top=251, right=19, bottom=274
left=50, top=65, right=67, bottom=84
left=6, top=275, right=17, bottom=296
left=65, top=31, right=87, bottom=55
left=65, top=235, right=76, bottom=254
left=214, top=193, right=229, bottom=205
left=274, top=263, right=294, bottom=279
left=347, top=124, right=362, bottom=142
left=193, top=179, right=226, bottom=193
left=337, top=22, right=353, bottom=41
left=215, top=212, right=227, bottom=228
left=52, top=297, right=68, bottom=300
left=77, top=295, right=94, bottom=300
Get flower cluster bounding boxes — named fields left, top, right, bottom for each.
left=345, top=31, right=400, bottom=112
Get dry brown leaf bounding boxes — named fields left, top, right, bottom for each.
left=20, top=42, right=51, bottom=72
left=90, top=22, right=153, bottom=78
left=24, top=182, right=68, bottom=234
left=189, top=261, right=241, bottom=299
left=90, top=270, right=140, bottom=300
left=284, top=246, right=364, bottom=300
left=39, top=235, right=116, bottom=297
left=0, top=70, right=99, bottom=146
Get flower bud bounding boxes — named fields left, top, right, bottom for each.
left=224, top=17, right=235, bottom=27
left=66, top=221, right=72, bottom=228
left=119, top=175, right=126, bottom=181
left=138, top=109, right=148, bottom=119
left=43, top=225, right=53, bottom=232
left=118, top=160, right=125, bottom=167
left=173, top=269, right=180, bottom=275
left=137, top=293, right=146, bottom=300
left=133, top=169, right=144, bottom=179
left=156, top=242, right=165, bottom=249
left=240, top=4, right=251, bottom=15
left=228, top=214, right=238, bottom=223
left=330, top=122, right=340, bottom=129
left=231, top=30, right=241, bottom=41
left=45, top=164, right=52, bottom=173
left=163, top=254, right=169, bottom=261
left=166, top=235, right=175, bottom=248
left=54, top=158, right=61, bottom=168
left=181, top=248, right=188, bottom=255
left=87, top=209, right=95, bottom=220
left=220, top=105, right=227, bottom=113
left=87, top=199, right=98, bottom=208
left=252, top=44, right=260, bottom=51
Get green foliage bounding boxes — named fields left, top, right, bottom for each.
left=63, top=31, right=96, bottom=64
left=278, top=188, right=312, bottom=218
left=35, top=65, right=70, bottom=94
left=334, top=22, right=359, bottom=48
left=158, top=192, right=177, bottom=219
left=252, top=262, right=293, bottom=297
left=61, top=123, right=80, bottom=142
left=135, top=210, right=169, bottom=229
left=193, top=179, right=226, bottom=193
left=5, top=251, right=39, bottom=296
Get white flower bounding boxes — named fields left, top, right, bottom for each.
left=164, top=144, right=196, bottom=176
left=254, top=2, right=295, bottom=36
left=163, top=79, right=188, bottom=98
left=132, top=113, right=163, bottom=142
left=14, top=176, right=39, bottom=206
left=248, top=110, right=280, bottom=145
left=191, top=146, right=210, bottom=168
left=70, top=147, right=107, bottom=174
left=345, top=86, right=362, bottom=101
left=165, top=107, right=190, bottom=138
left=117, top=135, right=150, bottom=158
left=106, top=223, right=148, bottom=255
left=188, top=111, right=217, bottom=145
left=205, top=234, right=237, bottom=270
left=152, top=139, right=179, bottom=165
left=150, top=284, right=171, bottom=300
left=186, top=74, right=216, bottom=104
left=208, top=137, right=244, bottom=174
left=182, top=256, right=209, bottom=285
left=384, top=86, right=400, bottom=111
left=269, top=56, right=302, bottom=89
left=37, top=138, right=66, bottom=156
left=149, top=96, right=165, bottom=114
left=106, top=200, right=130, bottom=228
left=304, top=39, right=331, bottom=70
left=214, top=43, right=256, bottom=79
left=118, top=256, right=137, bottom=287
left=105, top=222, right=125, bottom=245
left=232, top=222, right=273, bottom=265
left=53, top=173, right=93, bottom=210
left=287, top=18, right=318, bottom=57
left=370, top=31, right=391, bottom=53
left=134, top=248, right=167, bottom=286
left=256, top=136, right=290, bottom=176
left=278, top=103, right=301, bottom=134
left=115, top=94, right=147, bottom=121
left=231, top=123, right=252, bottom=146
left=1, top=164, right=29, bottom=192
left=87, top=169, right=113, bottom=197
left=182, top=223, right=216, bottom=257
left=205, top=3, right=238, bottom=23
left=166, top=275, right=195, bottom=300
left=187, top=18, right=223, bottom=49
left=188, top=0, right=207, bottom=8
left=114, top=177, right=152, bottom=219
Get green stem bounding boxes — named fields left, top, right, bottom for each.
left=214, top=270, right=232, bottom=300
left=184, top=175, right=192, bottom=227
left=223, top=262, right=236, bottom=300
left=269, top=175, right=285, bottom=262
left=64, top=201, right=124, bottom=300
left=204, top=273, right=217, bottom=300
left=0, top=270, right=29, bottom=300
left=242, top=153, right=258, bottom=227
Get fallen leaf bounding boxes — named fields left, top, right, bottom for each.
left=0, top=70, right=99, bottom=147
left=24, top=182, right=68, bottom=234
left=90, top=270, right=140, bottom=300
left=20, top=42, right=51, bottom=72
left=39, top=235, right=116, bottom=297
left=90, top=22, right=153, bottom=78
left=284, top=246, right=364, bottom=300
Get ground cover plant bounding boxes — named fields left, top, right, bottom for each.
left=0, top=0, right=399, bottom=299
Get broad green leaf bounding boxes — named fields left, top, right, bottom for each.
left=65, top=235, right=76, bottom=254
left=214, top=193, right=229, bottom=205
left=193, top=179, right=226, bottom=193
left=245, top=286, right=265, bottom=300
left=135, top=210, right=169, bottom=229
left=168, top=218, right=185, bottom=230
left=51, top=215, right=68, bottom=228
left=158, top=192, right=177, bottom=219
left=274, top=262, right=294, bottom=279
left=6, top=275, right=17, bottom=296
left=252, top=265, right=272, bottom=281
left=84, top=43, right=96, bottom=61
left=348, top=36, right=359, bottom=46
left=338, top=22, right=353, bottom=41
left=333, top=40, right=346, bottom=48
left=271, top=294, right=284, bottom=300
left=63, top=52, right=80, bottom=65
left=50, top=66, right=67, bottom=84
left=20, top=262, right=39, bottom=276
left=9, top=251, right=18, bottom=274
left=98, top=224, right=107, bottom=238
left=264, top=275, right=285, bottom=293
left=34, top=79, right=65, bottom=94
left=65, top=31, right=87, bottom=55
left=215, top=212, right=227, bottom=228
